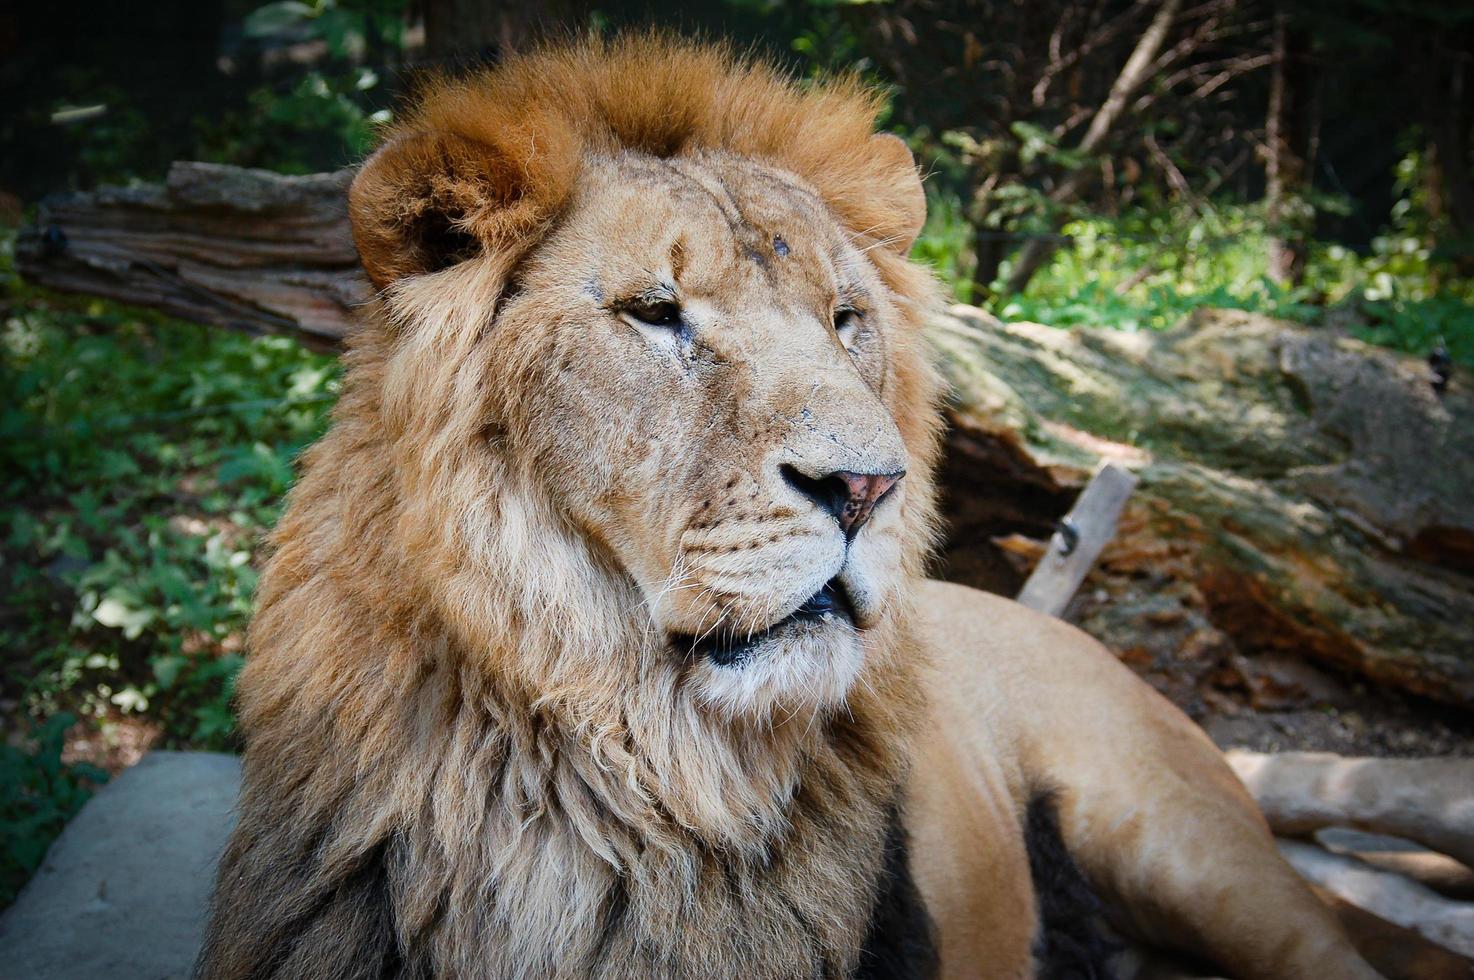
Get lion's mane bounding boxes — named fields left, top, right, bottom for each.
left=198, top=33, right=945, bottom=980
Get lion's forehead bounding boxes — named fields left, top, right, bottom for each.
left=566, top=152, right=869, bottom=307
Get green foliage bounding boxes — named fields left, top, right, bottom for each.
left=196, top=68, right=388, bottom=174
left=53, top=79, right=160, bottom=187
left=198, top=0, right=405, bottom=173
left=20, top=71, right=189, bottom=192
left=243, top=0, right=408, bottom=60
left=4, top=0, right=1471, bottom=913
left=912, top=190, right=977, bottom=304
left=0, top=229, right=338, bottom=907
left=0, top=713, right=108, bottom=907
left=1, top=233, right=340, bottom=760
left=910, top=194, right=1474, bottom=367
left=1000, top=204, right=1320, bottom=328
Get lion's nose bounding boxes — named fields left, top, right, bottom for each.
left=781, top=466, right=904, bottom=539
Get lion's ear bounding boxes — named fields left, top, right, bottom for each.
left=862, top=133, right=927, bottom=255
left=348, top=131, right=549, bottom=290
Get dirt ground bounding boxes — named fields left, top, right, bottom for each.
left=1067, top=579, right=1474, bottom=759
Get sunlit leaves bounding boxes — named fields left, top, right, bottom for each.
left=911, top=187, right=1474, bottom=366
left=1, top=257, right=339, bottom=762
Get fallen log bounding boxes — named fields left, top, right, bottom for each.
left=1315, top=828, right=1474, bottom=901
left=15, top=163, right=365, bottom=351
left=1306, top=883, right=1474, bottom=980
left=1233, top=749, right=1474, bottom=968
left=16, top=163, right=1474, bottom=708
left=932, top=308, right=1474, bottom=710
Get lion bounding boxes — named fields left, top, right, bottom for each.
left=197, top=35, right=1384, bottom=980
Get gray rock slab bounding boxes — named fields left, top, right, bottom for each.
left=0, top=751, right=240, bottom=980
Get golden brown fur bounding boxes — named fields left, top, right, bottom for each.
left=199, top=34, right=1384, bottom=980
left=348, top=37, right=926, bottom=294
left=200, top=34, right=940, bottom=980
left=910, top=584, right=1386, bottom=979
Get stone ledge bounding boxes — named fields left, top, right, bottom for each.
left=0, top=751, right=240, bottom=980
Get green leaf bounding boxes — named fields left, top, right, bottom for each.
left=153, top=654, right=188, bottom=690
left=243, top=1, right=315, bottom=38
left=91, top=593, right=155, bottom=639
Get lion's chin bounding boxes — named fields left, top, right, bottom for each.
left=687, top=623, right=865, bottom=717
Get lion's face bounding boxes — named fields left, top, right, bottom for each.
left=347, top=52, right=940, bottom=725
left=486, top=153, right=913, bottom=713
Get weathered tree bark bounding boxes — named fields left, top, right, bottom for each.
left=15, top=163, right=366, bottom=351
left=932, top=305, right=1474, bottom=709
left=1303, top=882, right=1474, bottom=980
left=1278, top=840, right=1474, bottom=960
left=15, top=164, right=1474, bottom=709
left=1229, top=752, right=1474, bottom=869
left=1313, top=828, right=1474, bottom=902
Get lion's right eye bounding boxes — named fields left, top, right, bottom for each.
left=834, top=307, right=862, bottom=351
left=625, top=300, right=682, bottom=329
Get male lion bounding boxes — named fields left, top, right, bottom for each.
left=198, top=35, right=1382, bottom=980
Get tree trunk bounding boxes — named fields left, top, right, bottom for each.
left=1425, top=30, right=1474, bottom=280
left=16, top=163, right=1474, bottom=709
left=1265, top=10, right=1317, bottom=287
left=966, top=166, right=1010, bottom=299
left=1002, top=0, right=1183, bottom=295
left=969, top=227, right=1012, bottom=298
left=421, top=0, right=589, bottom=66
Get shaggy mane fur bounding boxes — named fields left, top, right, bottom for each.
left=350, top=32, right=928, bottom=289
left=199, top=34, right=945, bottom=980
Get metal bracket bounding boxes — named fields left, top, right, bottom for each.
left=1054, top=517, right=1080, bottom=556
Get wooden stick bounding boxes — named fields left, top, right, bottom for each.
left=1316, top=828, right=1474, bottom=901
left=1278, top=839, right=1474, bottom=959
left=1228, top=751, right=1474, bottom=870
left=1016, top=461, right=1138, bottom=616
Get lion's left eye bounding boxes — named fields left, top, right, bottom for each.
left=834, top=308, right=862, bottom=350
left=626, top=300, right=682, bottom=329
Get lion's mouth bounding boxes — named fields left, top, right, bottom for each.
left=677, top=577, right=856, bottom=667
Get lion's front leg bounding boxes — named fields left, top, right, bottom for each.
left=915, top=580, right=1383, bottom=979
left=1041, top=734, right=1385, bottom=980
